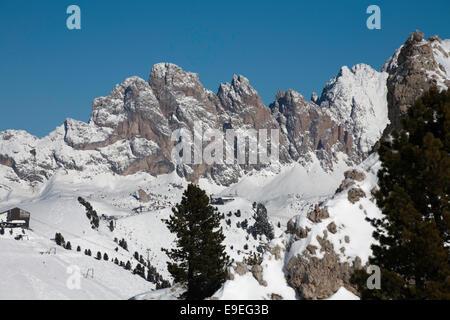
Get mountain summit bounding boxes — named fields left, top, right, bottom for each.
left=1, top=31, right=449, bottom=189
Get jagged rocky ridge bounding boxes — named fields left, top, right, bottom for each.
left=0, top=31, right=449, bottom=188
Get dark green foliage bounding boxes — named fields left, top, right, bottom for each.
left=103, top=253, right=109, bottom=261
left=352, top=88, right=450, bottom=299
left=118, top=238, right=128, bottom=251
left=76, top=245, right=81, bottom=252
left=0, top=227, right=4, bottom=235
left=65, top=241, right=72, bottom=250
left=243, top=252, right=262, bottom=266
left=78, top=197, right=100, bottom=229
left=96, top=251, right=102, bottom=260
left=162, top=184, right=229, bottom=300
left=125, top=261, right=132, bottom=270
left=55, top=232, right=65, bottom=246
left=133, top=264, right=146, bottom=279
left=249, top=203, right=274, bottom=241
left=109, top=220, right=115, bottom=232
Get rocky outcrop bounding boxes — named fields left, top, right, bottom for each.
left=347, top=187, right=366, bottom=204
left=307, top=205, right=330, bottom=223
left=286, top=219, right=311, bottom=239
left=327, top=222, right=337, bottom=234
left=233, top=262, right=248, bottom=276
left=137, top=189, right=150, bottom=203
left=251, top=265, right=267, bottom=287
left=286, top=234, right=360, bottom=299
left=383, top=30, right=450, bottom=133
left=344, top=169, right=366, bottom=182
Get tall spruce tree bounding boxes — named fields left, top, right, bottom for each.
left=162, top=184, right=229, bottom=300
left=352, top=88, right=450, bottom=299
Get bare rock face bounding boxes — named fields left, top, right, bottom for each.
left=271, top=293, right=283, bottom=300
left=296, top=226, right=311, bottom=239
left=233, top=262, right=248, bottom=276
left=347, top=188, right=366, bottom=204
left=327, top=222, right=337, bottom=234
left=383, top=30, right=450, bottom=133
left=344, top=169, right=366, bottom=182
left=0, top=62, right=388, bottom=186
left=251, top=265, right=267, bottom=287
left=270, top=245, right=282, bottom=260
left=2, top=30, right=448, bottom=186
left=286, top=219, right=296, bottom=234
left=270, top=90, right=352, bottom=168
left=286, top=236, right=359, bottom=299
left=307, top=205, right=330, bottom=223
left=286, top=219, right=310, bottom=238
left=137, top=189, right=150, bottom=203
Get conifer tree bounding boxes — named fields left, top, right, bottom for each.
left=162, top=184, right=229, bottom=300
left=249, top=202, right=274, bottom=241
left=352, top=88, right=450, bottom=299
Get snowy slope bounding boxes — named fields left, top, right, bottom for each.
left=207, top=154, right=383, bottom=301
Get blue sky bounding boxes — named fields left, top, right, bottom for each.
left=0, top=0, right=449, bottom=137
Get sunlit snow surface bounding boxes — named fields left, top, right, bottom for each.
left=0, top=152, right=365, bottom=300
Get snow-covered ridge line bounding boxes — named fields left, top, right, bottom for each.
left=1, top=55, right=391, bottom=188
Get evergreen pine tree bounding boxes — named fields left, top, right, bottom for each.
left=65, top=241, right=72, bottom=250
left=55, top=233, right=65, bottom=246
left=77, top=245, right=81, bottom=252
left=249, top=203, right=274, bottom=241
left=162, top=184, right=229, bottom=300
left=103, top=253, right=109, bottom=261
left=352, top=88, right=450, bottom=299
left=96, top=251, right=102, bottom=260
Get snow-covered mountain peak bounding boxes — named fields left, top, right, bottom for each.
left=149, top=62, right=202, bottom=91
left=383, top=30, right=450, bottom=132
left=318, top=63, right=389, bottom=153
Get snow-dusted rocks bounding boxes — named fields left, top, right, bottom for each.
left=0, top=54, right=394, bottom=187
left=318, top=64, right=389, bottom=154
left=283, top=154, right=383, bottom=299
left=384, top=30, right=450, bottom=132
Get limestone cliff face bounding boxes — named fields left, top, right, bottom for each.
left=2, top=31, right=447, bottom=186
left=383, top=30, right=450, bottom=133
